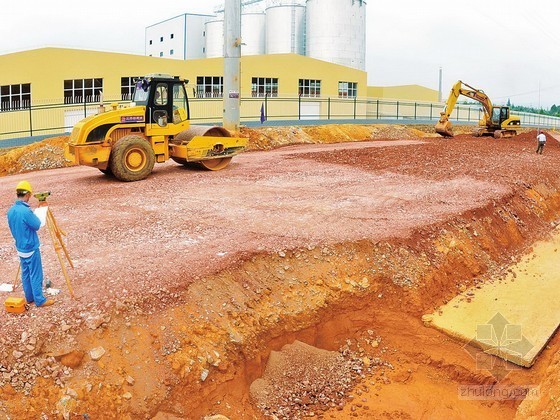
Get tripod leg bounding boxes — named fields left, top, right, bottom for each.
left=47, top=209, right=74, bottom=269
left=46, top=215, right=75, bottom=298
left=14, top=263, right=20, bottom=290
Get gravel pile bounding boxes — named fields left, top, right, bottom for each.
left=250, top=340, right=388, bottom=419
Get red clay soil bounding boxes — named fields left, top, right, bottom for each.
left=0, top=127, right=559, bottom=419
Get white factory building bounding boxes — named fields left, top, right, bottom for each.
left=144, top=0, right=366, bottom=71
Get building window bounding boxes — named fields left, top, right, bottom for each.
left=251, top=77, right=278, bottom=97
left=159, top=52, right=163, bottom=57
left=170, top=33, right=174, bottom=39
left=338, top=81, right=357, bottom=98
left=299, top=79, right=321, bottom=97
left=170, top=49, right=174, bottom=55
left=149, top=40, right=153, bottom=45
left=160, top=36, right=163, bottom=42
left=196, top=76, right=223, bottom=98
left=121, top=77, right=139, bottom=101
left=0, top=83, right=31, bottom=111
left=63, top=78, right=102, bottom=104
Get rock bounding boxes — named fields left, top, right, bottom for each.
left=200, top=369, right=209, bottom=382
left=56, top=395, right=76, bottom=420
left=89, top=347, right=106, bottom=361
left=61, top=351, right=85, bottom=368
left=125, top=375, right=135, bottom=385
left=12, top=351, right=23, bottom=359
left=85, top=315, right=104, bottom=330
left=122, top=392, right=132, bottom=400
left=204, top=416, right=230, bottom=420
left=65, top=388, right=78, bottom=398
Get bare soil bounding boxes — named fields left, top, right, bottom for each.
left=0, top=125, right=559, bottom=419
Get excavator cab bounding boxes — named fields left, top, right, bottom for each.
left=491, top=106, right=510, bottom=127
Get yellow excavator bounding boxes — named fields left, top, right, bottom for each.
left=64, top=73, right=247, bottom=181
left=435, top=80, right=521, bottom=138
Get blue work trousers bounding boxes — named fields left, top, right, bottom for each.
left=19, top=251, right=46, bottom=307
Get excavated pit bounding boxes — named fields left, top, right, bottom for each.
left=1, top=126, right=560, bottom=419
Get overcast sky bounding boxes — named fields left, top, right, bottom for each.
left=1, top=0, right=559, bottom=108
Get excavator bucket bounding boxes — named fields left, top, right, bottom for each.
left=435, top=115, right=454, bottom=137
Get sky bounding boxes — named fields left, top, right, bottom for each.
left=1, top=0, right=560, bottom=108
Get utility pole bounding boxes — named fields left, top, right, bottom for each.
left=223, top=0, right=241, bottom=131
left=438, top=67, right=443, bottom=103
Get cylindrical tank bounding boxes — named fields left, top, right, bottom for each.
left=306, top=0, right=366, bottom=70
left=241, top=12, right=266, bottom=55
left=205, top=18, right=224, bottom=58
left=265, top=3, right=306, bottom=55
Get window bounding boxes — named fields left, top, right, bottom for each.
left=196, top=76, right=223, bottom=98
left=63, top=78, right=102, bottom=104
left=251, top=77, right=278, bottom=97
left=149, top=40, right=153, bottom=45
left=121, top=77, right=139, bottom=101
left=170, top=49, right=174, bottom=55
left=299, top=79, right=321, bottom=97
left=160, top=36, right=163, bottom=42
left=0, top=83, right=31, bottom=111
left=338, top=81, right=357, bottom=98
left=159, top=52, right=163, bottom=57
left=170, top=33, right=174, bottom=39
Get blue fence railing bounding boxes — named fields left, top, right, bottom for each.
left=1, top=96, right=559, bottom=147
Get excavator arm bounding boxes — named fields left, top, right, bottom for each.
left=436, top=80, right=493, bottom=137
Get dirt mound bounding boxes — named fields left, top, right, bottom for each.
left=249, top=340, right=366, bottom=419
left=0, top=136, right=72, bottom=177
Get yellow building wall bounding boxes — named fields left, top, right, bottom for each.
left=367, top=85, right=439, bottom=102
left=0, top=48, right=367, bottom=102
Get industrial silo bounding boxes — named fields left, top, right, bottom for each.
left=265, top=2, right=306, bottom=55
left=306, top=0, right=366, bottom=70
left=241, top=12, right=266, bottom=55
left=205, top=18, right=224, bottom=58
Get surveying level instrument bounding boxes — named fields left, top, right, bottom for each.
left=34, top=191, right=51, bottom=202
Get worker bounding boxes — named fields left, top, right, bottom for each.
left=536, top=130, right=546, bottom=154
left=6, top=181, right=54, bottom=307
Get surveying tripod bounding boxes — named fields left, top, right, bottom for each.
left=15, top=192, right=75, bottom=298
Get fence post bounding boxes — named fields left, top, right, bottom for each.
left=468, top=107, right=471, bottom=121
left=298, top=94, right=301, bottom=120
left=396, top=101, right=399, bottom=120
left=328, top=97, right=331, bottom=120
left=265, top=93, right=268, bottom=120
left=430, top=103, right=433, bottom=120
left=376, top=99, right=379, bottom=119
left=414, top=102, right=417, bottom=120
left=28, top=105, right=33, bottom=137
left=83, top=98, right=87, bottom=119
left=353, top=96, right=357, bottom=120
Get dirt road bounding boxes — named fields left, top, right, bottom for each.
left=0, top=128, right=559, bottom=419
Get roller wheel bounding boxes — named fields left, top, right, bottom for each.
left=199, top=157, right=232, bottom=171
left=109, top=135, right=155, bottom=181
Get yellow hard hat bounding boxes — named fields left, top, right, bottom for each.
left=16, top=180, right=32, bottom=193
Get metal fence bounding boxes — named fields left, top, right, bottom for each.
left=1, top=95, right=559, bottom=147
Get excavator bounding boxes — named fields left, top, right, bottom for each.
left=435, top=80, right=521, bottom=138
left=64, top=73, right=247, bottom=181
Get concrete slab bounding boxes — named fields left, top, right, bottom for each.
left=424, top=229, right=560, bottom=367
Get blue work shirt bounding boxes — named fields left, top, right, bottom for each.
left=7, top=200, right=41, bottom=253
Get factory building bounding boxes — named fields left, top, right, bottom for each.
left=145, top=0, right=366, bottom=71
left=145, top=13, right=213, bottom=60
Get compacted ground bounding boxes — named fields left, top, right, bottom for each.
left=0, top=125, right=559, bottom=419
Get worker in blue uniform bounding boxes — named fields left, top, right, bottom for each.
left=7, top=181, right=54, bottom=307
